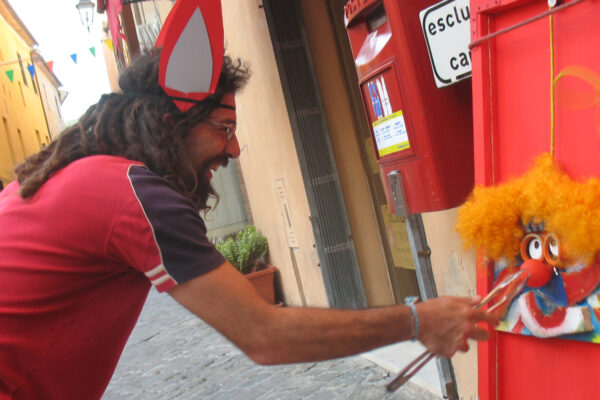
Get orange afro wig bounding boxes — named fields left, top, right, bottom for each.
left=456, top=153, right=600, bottom=263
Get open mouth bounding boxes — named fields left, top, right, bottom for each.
left=202, top=157, right=229, bottom=180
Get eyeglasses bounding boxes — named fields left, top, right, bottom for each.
left=201, top=120, right=237, bottom=140
left=521, top=232, right=560, bottom=266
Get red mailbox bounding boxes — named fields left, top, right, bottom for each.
left=344, top=0, right=473, bottom=215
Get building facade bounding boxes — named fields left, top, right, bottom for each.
left=0, top=0, right=63, bottom=187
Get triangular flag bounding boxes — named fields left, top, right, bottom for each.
left=70, top=53, right=78, bottom=64
left=47, top=60, right=54, bottom=72
left=27, top=64, right=35, bottom=78
left=105, top=39, right=114, bottom=52
left=89, top=47, right=96, bottom=57
left=5, top=70, right=14, bottom=82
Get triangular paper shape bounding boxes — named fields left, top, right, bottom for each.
left=47, top=60, right=54, bottom=72
left=27, top=64, right=35, bottom=78
left=89, top=47, right=96, bottom=57
left=5, top=70, right=14, bottom=83
left=70, top=53, right=78, bottom=64
left=156, top=0, right=224, bottom=112
left=105, top=39, right=114, bottom=52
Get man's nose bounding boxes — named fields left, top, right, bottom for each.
left=226, top=134, right=241, bottom=158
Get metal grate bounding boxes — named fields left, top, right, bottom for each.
left=262, top=0, right=367, bottom=309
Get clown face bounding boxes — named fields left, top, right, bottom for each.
left=496, top=228, right=600, bottom=338
left=457, top=153, right=600, bottom=343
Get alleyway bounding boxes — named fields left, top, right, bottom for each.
left=103, top=289, right=439, bottom=400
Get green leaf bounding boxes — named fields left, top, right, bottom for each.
left=214, top=225, right=269, bottom=274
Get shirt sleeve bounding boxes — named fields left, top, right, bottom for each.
left=108, top=165, right=225, bottom=292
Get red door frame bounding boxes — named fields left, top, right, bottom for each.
left=471, top=0, right=600, bottom=398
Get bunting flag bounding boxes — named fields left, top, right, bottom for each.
left=1, top=40, right=110, bottom=86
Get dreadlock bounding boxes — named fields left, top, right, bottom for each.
left=14, top=50, right=250, bottom=212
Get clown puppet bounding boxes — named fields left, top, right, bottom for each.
left=457, top=153, right=600, bottom=341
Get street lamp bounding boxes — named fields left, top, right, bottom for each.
left=76, top=0, right=96, bottom=32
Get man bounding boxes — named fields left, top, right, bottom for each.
left=0, top=50, right=496, bottom=399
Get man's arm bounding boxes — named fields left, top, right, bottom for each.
left=168, top=262, right=497, bottom=365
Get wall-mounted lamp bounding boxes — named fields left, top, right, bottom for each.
left=76, top=0, right=96, bottom=32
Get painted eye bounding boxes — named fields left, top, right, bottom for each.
left=528, top=238, right=543, bottom=259
left=521, top=234, right=544, bottom=260
left=547, top=235, right=559, bottom=259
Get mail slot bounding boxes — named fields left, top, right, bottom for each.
left=344, top=0, right=474, bottom=215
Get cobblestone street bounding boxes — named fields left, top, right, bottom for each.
left=103, top=289, right=437, bottom=400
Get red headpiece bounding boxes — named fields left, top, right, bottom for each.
left=156, top=0, right=224, bottom=112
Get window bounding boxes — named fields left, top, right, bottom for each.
left=35, top=129, right=42, bottom=149
left=17, top=128, right=26, bottom=160
left=2, top=117, right=16, bottom=165
left=2, top=83, right=9, bottom=101
left=18, top=82, right=26, bottom=107
left=31, top=67, right=38, bottom=95
left=42, top=82, right=48, bottom=105
left=17, top=53, right=28, bottom=87
left=55, top=96, right=62, bottom=121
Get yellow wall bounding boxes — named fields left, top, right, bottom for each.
left=222, top=0, right=396, bottom=307
left=0, top=13, right=54, bottom=186
left=222, top=1, right=329, bottom=307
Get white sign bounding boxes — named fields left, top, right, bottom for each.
left=274, top=179, right=298, bottom=248
left=420, top=0, right=471, bottom=88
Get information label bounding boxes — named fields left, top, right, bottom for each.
left=372, top=110, right=410, bottom=157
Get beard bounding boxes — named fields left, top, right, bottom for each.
left=193, top=179, right=216, bottom=211
left=194, top=155, right=230, bottom=211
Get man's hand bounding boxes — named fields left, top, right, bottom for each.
left=416, top=296, right=499, bottom=358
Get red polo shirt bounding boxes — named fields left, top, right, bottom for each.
left=0, top=155, right=224, bottom=399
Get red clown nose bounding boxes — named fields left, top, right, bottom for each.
left=520, top=259, right=554, bottom=288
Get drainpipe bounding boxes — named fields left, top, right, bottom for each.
left=405, top=213, right=460, bottom=400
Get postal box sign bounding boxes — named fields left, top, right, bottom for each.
left=362, top=69, right=411, bottom=158
left=420, top=0, right=471, bottom=88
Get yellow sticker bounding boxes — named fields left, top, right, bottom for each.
left=372, top=110, right=410, bottom=157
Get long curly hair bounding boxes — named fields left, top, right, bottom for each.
left=14, top=50, right=250, bottom=212
left=457, top=153, right=600, bottom=263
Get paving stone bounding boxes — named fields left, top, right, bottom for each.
left=103, top=289, right=437, bottom=399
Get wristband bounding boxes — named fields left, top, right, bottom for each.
left=408, top=303, right=419, bottom=341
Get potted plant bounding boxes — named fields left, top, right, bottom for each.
left=216, top=225, right=277, bottom=304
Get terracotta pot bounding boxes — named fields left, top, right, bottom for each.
left=245, top=265, right=277, bottom=304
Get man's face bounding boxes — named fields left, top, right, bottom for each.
left=181, top=93, right=240, bottom=186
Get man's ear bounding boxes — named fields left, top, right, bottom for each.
left=162, top=113, right=176, bottom=128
